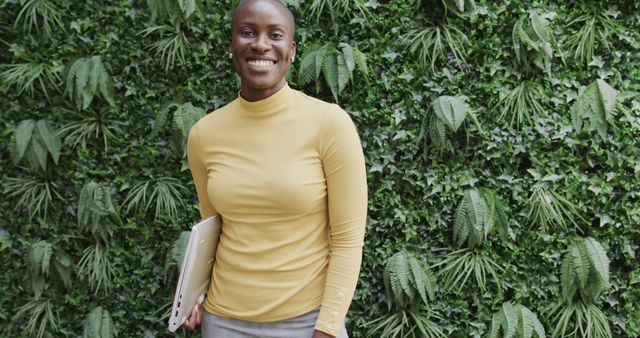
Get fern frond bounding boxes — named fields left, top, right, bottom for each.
left=560, top=254, right=578, bottom=303
left=500, top=302, right=518, bottom=338
left=298, top=48, right=319, bottom=85
left=383, top=250, right=436, bottom=308
left=173, top=102, right=205, bottom=137
left=582, top=237, right=609, bottom=288
left=339, top=43, right=355, bottom=73
left=453, top=201, right=468, bottom=248
left=530, top=14, right=552, bottom=56
left=65, top=56, right=115, bottom=110
left=571, top=243, right=590, bottom=290
left=336, top=54, right=350, bottom=93
left=82, top=306, right=114, bottom=338
left=322, top=50, right=339, bottom=102
left=571, top=79, right=618, bottom=140
left=490, top=302, right=546, bottom=338
left=165, top=230, right=190, bottom=282
left=353, top=48, right=369, bottom=80
left=428, top=114, right=446, bottom=149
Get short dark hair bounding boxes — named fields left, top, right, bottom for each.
left=231, top=0, right=296, bottom=37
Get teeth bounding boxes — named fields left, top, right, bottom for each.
left=248, top=60, right=275, bottom=67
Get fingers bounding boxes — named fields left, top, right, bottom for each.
left=181, top=303, right=200, bottom=331
left=181, top=296, right=206, bottom=331
left=196, top=300, right=203, bottom=325
left=196, top=295, right=204, bottom=324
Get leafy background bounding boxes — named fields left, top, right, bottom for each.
left=1, top=0, right=639, bottom=337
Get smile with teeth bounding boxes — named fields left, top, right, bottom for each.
left=248, top=59, right=276, bottom=67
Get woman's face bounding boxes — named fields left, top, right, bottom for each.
left=230, top=0, right=296, bottom=101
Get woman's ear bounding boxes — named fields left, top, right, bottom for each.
left=290, top=41, right=297, bottom=61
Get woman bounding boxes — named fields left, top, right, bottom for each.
left=182, top=0, right=367, bottom=337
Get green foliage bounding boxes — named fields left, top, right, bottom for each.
left=524, top=183, right=585, bottom=233
left=64, top=56, right=116, bottom=111
left=570, top=79, right=619, bottom=140
left=383, top=250, right=436, bottom=308
left=550, top=237, right=611, bottom=338
left=146, top=0, right=202, bottom=24
left=57, top=108, right=125, bottom=151
left=77, top=243, right=115, bottom=295
left=497, top=79, right=547, bottom=129
left=123, top=177, right=189, bottom=220
left=565, top=5, right=619, bottom=66
left=164, top=230, right=190, bottom=282
left=489, top=302, right=545, bottom=338
left=452, top=189, right=508, bottom=248
left=1, top=0, right=639, bottom=337
left=82, top=306, right=115, bottom=338
left=10, top=119, right=61, bottom=173
left=298, top=42, right=368, bottom=103
left=426, top=95, right=481, bottom=149
left=365, top=304, right=445, bottom=338
left=0, top=61, right=60, bottom=97
left=560, top=237, right=609, bottom=304
left=550, top=301, right=611, bottom=338
left=308, top=0, right=369, bottom=22
left=512, top=13, right=554, bottom=74
left=441, top=0, right=476, bottom=16
left=402, top=20, right=467, bottom=70
left=366, top=250, right=444, bottom=338
left=11, top=297, right=59, bottom=338
left=4, top=176, right=61, bottom=219
left=435, top=248, right=502, bottom=294
left=140, top=24, right=192, bottom=71
left=151, top=101, right=205, bottom=157
left=13, top=0, right=63, bottom=37
left=25, top=240, right=72, bottom=299
left=78, top=182, right=119, bottom=244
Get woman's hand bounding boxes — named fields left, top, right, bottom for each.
left=181, top=295, right=204, bottom=331
left=312, top=329, right=335, bottom=338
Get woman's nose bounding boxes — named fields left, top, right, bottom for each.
left=251, top=34, right=271, bottom=52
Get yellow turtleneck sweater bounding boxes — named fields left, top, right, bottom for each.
left=186, top=83, right=367, bottom=336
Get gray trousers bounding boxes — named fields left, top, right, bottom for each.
left=202, top=308, right=348, bottom=338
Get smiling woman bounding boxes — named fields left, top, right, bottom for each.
left=179, top=1, right=367, bottom=338
left=230, top=0, right=296, bottom=101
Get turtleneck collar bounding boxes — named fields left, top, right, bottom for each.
left=237, top=83, right=294, bottom=118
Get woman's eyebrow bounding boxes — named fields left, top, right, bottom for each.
left=236, top=21, right=287, bottom=29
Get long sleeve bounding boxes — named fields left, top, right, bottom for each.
left=187, top=123, right=217, bottom=219
left=314, top=107, right=368, bottom=336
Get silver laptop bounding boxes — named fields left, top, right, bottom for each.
left=168, top=215, right=222, bottom=332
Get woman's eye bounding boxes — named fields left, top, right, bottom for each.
left=271, top=33, right=283, bottom=39
left=240, top=31, right=254, bottom=37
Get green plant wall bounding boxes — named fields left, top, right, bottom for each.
left=1, top=0, right=639, bottom=337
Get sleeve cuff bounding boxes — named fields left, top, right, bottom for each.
left=314, top=287, right=348, bottom=337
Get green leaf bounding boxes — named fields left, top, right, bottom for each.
left=500, top=302, right=517, bottom=338
left=432, top=96, right=468, bottom=132
left=582, top=237, right=609, bottom=287
left=298, top=49, right=318, bottom=85
left=36, top=120, right=61, bottom=165
left=16, top=119, right=36, bottom=161
left=31, top=136, right=48, bottom=172
left=339, top=42, right=355, bottom=73
left=322, top=50, right=339, bottom=102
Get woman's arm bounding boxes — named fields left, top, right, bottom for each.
left=181, top=123, right=217, bottom=331
left=314, top=107, right=368, bottom=337
left=187, top=123, right=217, bottom=219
